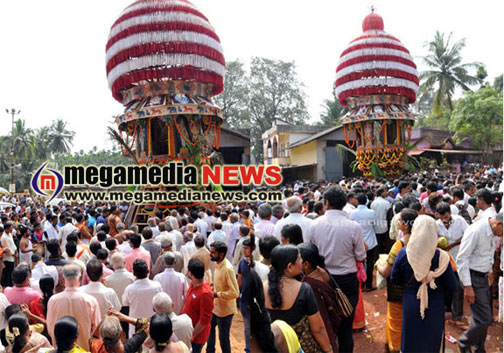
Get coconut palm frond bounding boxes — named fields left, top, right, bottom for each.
left=335, top=143, right=356, bottom=164
left=209, top=151, right=225, bottom=166
left=107, top=127, right=138, bottom=164
left=370, top=163, right=384, bottom=179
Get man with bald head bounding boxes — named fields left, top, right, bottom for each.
left=153, top=252, right=188, bottom=314
left=106, top=252, right=135, bottom=336
left=274, top=196, right=313, bottom=242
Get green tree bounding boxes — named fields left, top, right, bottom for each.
left=420, top=31, right=481, bottom=115
left=416, top=104, right=453, bottom=130
left=0, top=119, right=37, bottom=190
left=450, top=85, right=503, bottom=163
left=214, top=60, right=249, bottom=129
left=213, top=58, right=309, bottom=162
left=318, top=89, right=348, bottom=125
left=494, top=74, right=503, bottom=93
left=49, top=119, right=75, bottom=155
left=248, top=57, right=309, bottom=161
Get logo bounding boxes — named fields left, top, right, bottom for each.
left=31, top=162, right=64, bottom=204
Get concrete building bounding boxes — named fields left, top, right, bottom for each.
left=262, top=121, right=355, bottom=182
left=219, top=127, right=251, bottom=165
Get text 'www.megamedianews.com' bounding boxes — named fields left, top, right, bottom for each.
left=63, top=190, right=283, bottom=204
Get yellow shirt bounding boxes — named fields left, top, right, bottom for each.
left=212, top=259, right=239, bottom=317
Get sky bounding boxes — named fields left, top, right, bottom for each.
left=1, top=0, right=502, bottom=153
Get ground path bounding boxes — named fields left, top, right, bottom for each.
left=355, top=288, right=503, bottom=352
left=205, top=288, right=503, bottom=352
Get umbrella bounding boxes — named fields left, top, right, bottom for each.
left=0, top=187, right=9, bottom=195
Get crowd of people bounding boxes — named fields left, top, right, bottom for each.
left=0, top=167, right=502, bottom=353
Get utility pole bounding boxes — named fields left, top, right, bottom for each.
left=5, top=108, right=20, bottom=192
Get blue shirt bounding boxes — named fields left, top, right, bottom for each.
left=97, top=215, right=107, bottom=224
left=238, top=258, right=252, bottom=307
left=350, top=205, right=378, bottom=250
left=88, top=216, right=96, bottom=228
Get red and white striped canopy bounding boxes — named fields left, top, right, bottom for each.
left=335, top=12, right=418, bottom=106
left=106, top=0, right=225, bottom=103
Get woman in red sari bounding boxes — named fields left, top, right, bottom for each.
left=29, top=275, right=55, bottom=322
left=352, top=262, right=367, bottom=330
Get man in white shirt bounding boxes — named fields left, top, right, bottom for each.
left=254, top=204, right=275, bottom=239
left=167, top=210, right=180, bottom=231
left=270, top=205, right=284, bottom=225
left=155, top=222, right=171, bottom=242
left=44, top=215, right=59, bottom=242
left=342, top=192, right=358, bottom=215
left=194, top=212, right=208, bottom=240
left=180, top=232, right=197, bottom=275
left=0, top=291, right=11, bottom=338
left=1, top=223, right=17, bottom=287
left=117, top=233, right=134, bottom=255
left=463, top=182, right=475, bottom=205
left=308, top=186, right=366, bottom=352
left=274, top=197, right=312, bottom=243
left=456, top=213, right=502, bottom=353
left=226, top=214, right=241, bottom=262
left=395, top=181, right=411, bottom=202
left=436, top=202, right=469, bottom=260
left=122, top=258, right=162, bottom=337
left=350, top=193, right=378, bottom=291
left=254, top=236, right=278, bottom=281
left=206, top=210, right=217, bottom=235
left=31, top=253, right=59, bottom=285
left=153, top=252, right=188, bottom=314
left=152, top=292, right=193, bottom=349
left=435, top=202, right=468, bottom=323
left=106, top=252, right=135, bottom=336
left=314, top=186, right=322, bottom=201
left=370, top=187, right=392, bottom=254
left=474, top=189, right=497, bottom=222
left=208, top=222, right=227, bottom=246
left=169, top=226, right=184, bottom=252
left=107, top=253, right=135, bottom=303
left=62, top=233, right=91, bottom=264
left=221, top=213, right=232, bottom=237
left=80, top=258, right=121, bottom=318
left=148, top=218, right=160, bottom=239
left=58, top=216, right=77, bottom=250
left=156, top=223, right=182, bottom=251
left=450, top=187, right=475, bottom=222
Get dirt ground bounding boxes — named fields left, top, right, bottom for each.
left=354, top=288, right=503, bottom=353
left=206, top=289, right=503, bottom=353
left=203, top=310, right=246, bottom=353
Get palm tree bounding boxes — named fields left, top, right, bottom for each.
left=48, top=119, right=75, bottom=155
left=31, top=126, right=51, bottom=161
left=0, top=119, right=35, bottom=190
left=319, top=89, right=348, bottom=126
left=420, top=31, right=481, bottom=115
